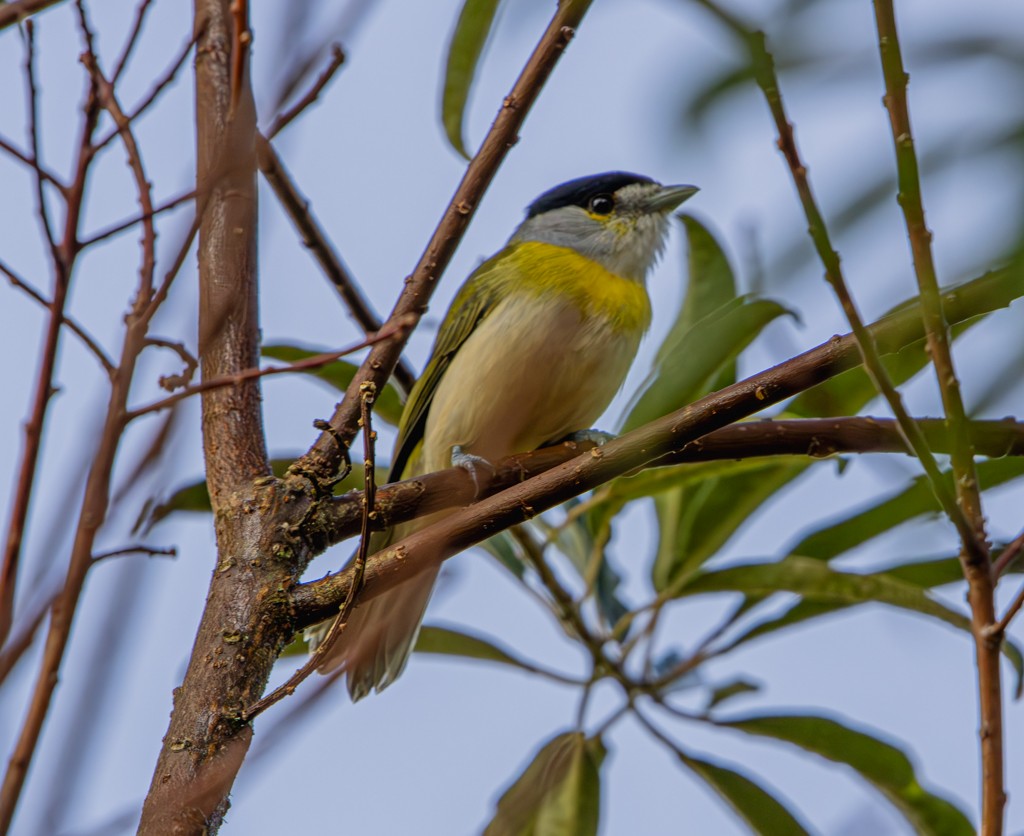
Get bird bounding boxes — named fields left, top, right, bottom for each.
left=309, top=171, right=698, bottom=700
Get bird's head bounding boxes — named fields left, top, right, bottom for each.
left=510, top=172, right=698, bottom=281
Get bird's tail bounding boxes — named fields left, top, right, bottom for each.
left=304, top=523, right=442, bottom=701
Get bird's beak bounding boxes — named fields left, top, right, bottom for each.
left=645, top=184, right=699, bottom=213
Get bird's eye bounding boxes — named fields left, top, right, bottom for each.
left=588, top=194, right=615, bottom=215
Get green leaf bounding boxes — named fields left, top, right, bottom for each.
left=261, top=344, right=405, bottom=426
left=540, top=503, right=630, bottom=631
left=484, top=732, right=604, bottom=836
left=622, top=215, right=790, bottom=433
left=716, top=714, right=974, bottom=836
left=675, top=748, right=810, bottom=835
left=622, top=297, right=788, bottom=434
left=479, top=530, right=527, bottom=579
left=706, top=677, right=761, bottom=710
left=441, top=0, right=502, bottom=159
left=415, top=624, right=541, bottom=675
left=788, top=268, right=1020, bottom=418
left=790, top=457, right=1024, bottom=562
left=679, top=556, right=1024, bottom=696
left=652, top=459, right=808, bottom=592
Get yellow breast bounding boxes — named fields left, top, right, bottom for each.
left=507, top=241, right=652, bottom=334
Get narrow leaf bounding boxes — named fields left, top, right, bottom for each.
left=790, top=457, right=1024, bottom=562
left=415, top=624, right=540, bottom=674
left=706, top=678, right=761, bottom=710
left=681, top=557, right=1024, bottom=696
left=716, top=714, right=973, bottom=836
left=622, top=297, right=789, bottom=433
left=484, top=732, right=604, bottom=836
left=441, top=0, right=502, bottom=158
left=261, top=344, right=405, bottom=426
left=675, top=748, right=811, bottom=836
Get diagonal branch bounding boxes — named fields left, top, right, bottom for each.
left=0, top=0, right=65, bottom=32
left=294, top=0, right=595, bottom=484
left=291, top=266, right=1024, bottom=625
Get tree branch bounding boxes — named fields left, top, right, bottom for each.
left=290, top=265, right=1024, bottom=626
left=0, top=0, right=65, bottom=32
left=871, top=5, right=1001, bottom=830
left=293, top=0, right=595, bottom=484
left=138, top=0, right=269, bottom=832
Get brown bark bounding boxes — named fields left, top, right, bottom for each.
left=138, top=3, right=280, bottom=833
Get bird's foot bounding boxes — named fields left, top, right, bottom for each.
left=563, top=429, right=616, bottom=446
left=451, top=445, right=496, bottom=497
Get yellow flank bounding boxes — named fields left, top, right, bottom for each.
left=507, top=241, right=652, bottom=334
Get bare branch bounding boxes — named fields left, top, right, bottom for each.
left=111, top=0, right=156, bottom=84
left=127, top=320, right=411, bottom=420
left=0, top=133, right=66, bottom=195
left=79, top=188, right=195, bottom=248
left=265, top=43, right=345, bottom=140
left=0, top=17, right=103, bottom=654
left=0, top=257, right=115, bottom=373
left=290, top=268, right=1024, bottom=628
left=0, top=0, right=65, bottom=32
left=872, top=4, right=1000, bottom=828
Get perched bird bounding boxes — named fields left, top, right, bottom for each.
left=311, top=171, right=698, bottom=700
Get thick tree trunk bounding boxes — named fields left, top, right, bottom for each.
left=138, top=3, right=282, bottom=832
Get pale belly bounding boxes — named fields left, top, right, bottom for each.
left=418, top=294, right=642, bottom=476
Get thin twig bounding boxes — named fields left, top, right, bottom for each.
left=92, top=544, right=177, bottom=562
left=111, top=0, right=156, bottom=83
left=691, top=0, right=983, bottom=564
left=24, top=21, right=57, bottom=261
left=93, top=30, right=200, bottom=154
left=295, top=0, right=595, bottom=484
left=0, top=257, right=115, bottom=374
left=0, top=133, right=66, bottom=195
left=84, top=52, right=157, bottom=301
left=993, top=530, right=1024, bottom=578
left=127, top=318, right=412, bottom=420
left=985, top=582, right=1024, bottom=641
left=255, top=134, right=417, bottom=395
left=144, top=337, right=198, bottom=391
left=265, top=43, right=345, bottom=140
left=79, top=189, right=195, bottom=248
left=145, top=214, right=200, bottom=322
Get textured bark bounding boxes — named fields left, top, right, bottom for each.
left=138, top=3, right=281, bottom=833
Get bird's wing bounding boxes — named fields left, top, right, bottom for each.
left=389, top=249, right=512, bottom=481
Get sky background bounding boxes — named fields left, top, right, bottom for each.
left=1, top=0, right=1023, bottom=834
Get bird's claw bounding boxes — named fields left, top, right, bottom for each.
left=452, top=445, right=495, bottom=497
left=565, top=429, right=616, bottom=446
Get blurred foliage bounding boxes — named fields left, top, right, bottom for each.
left=261, top=344, right=406, bottom=426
